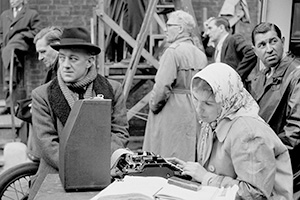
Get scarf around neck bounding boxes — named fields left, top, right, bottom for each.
left=48, top=64, right=114, bottom=126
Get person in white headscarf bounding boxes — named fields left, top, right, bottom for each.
left=168, top=63, right=293, bottom=199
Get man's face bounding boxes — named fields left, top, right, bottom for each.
left=10, top=0, right=23, bottom=8
left=165, top=17, right=182, bottom=43
left=58, top=48, right=92, bottom=83
left=206, top=20, right=222, bottom=44
left=36, top=38, right=58, bottom=68
left=253, top=30, right=284, bottom=69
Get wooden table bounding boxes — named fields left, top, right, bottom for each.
left=34, top=174, right=100, bottom=200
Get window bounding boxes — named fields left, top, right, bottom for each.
left=290, top=0, right=300, bottom=58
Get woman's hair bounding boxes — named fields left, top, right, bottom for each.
left=192, top=77, right=215, bottom=101
left=34, top=26, right=63, bottom=45
left=169, top=10, right=196, bottom=35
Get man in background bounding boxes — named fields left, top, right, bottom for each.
left=206, top=16, right=256, bottom=85
left=34, top=26, right=62, bottom=84
left=0, top=0, right=42, bottom=114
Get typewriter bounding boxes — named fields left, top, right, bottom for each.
left=110, top=149, right=191, bottom=180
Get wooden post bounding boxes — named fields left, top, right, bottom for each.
left=122, top=0, right=159, bottom=100
left=97, top=0, right=106, bottom=75
left=9, top=49, right=16, bottom=136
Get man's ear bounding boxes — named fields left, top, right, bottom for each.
left=281, top=37, right=285, bottom=45
left=86, top=56, right=95, bottom=68
left=252, top=45, right=258, bottom=56
left=178, top=25, right=184, bottom=34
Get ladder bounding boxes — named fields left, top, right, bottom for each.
left=94, top=0, right=203, bottom=120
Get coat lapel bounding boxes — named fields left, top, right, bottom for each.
left=220, top=35, right=229, bottom=61
left=48, top=78, right=71, bottom=126
left=256, top=57, right=297, bottom=122
left=48, top=74, right=114, bottom=126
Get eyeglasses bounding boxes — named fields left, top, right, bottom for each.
left=166, top=23, right=181, bottom=28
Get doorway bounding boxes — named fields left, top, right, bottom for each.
left=290, top=0, right=300, bottom=58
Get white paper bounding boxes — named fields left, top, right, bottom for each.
left=90, top=176, right=239, bottom=200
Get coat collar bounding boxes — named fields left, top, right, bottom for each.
left=215, top=118, right=231, bottom=142
left=11, top=5, right=27, bottom=25
left=48, top=74, right=114, bottom=126
left=263, top=55, right=294, bottom=88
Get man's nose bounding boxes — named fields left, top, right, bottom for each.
left=196, top=102, right=204, bottom=112
left=266, top=43, right=273, bottom=52
left=61, top=58, right=71, bottom=67
left=38, top=53, right=43, bottom=61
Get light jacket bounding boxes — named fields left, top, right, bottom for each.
left=143, top=37, right=208, bottom=162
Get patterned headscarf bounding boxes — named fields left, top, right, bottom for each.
left=192, top=62, right=260, bottom=124
left=191, top=63, right=261, bottom=165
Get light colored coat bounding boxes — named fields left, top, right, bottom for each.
left=143, top=37, right=207, bottom=162
left=201, top=117, right=293, bottom=200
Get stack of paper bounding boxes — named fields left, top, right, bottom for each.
left=90, top=176, right=238, bottom=200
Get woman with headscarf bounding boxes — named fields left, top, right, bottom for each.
left=168, top=63, right=293, bottom=199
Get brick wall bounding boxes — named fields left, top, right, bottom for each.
left=25, top=0, right=99, bottom=94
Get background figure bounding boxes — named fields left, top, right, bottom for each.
left=34, top=26, right=62, bottom=84
left=28, top=27, right=129, bottom=199
left=248, top=22, right=300, bottom=197
left=201, top=17, right=215, bottom=61
left=143, top=10, right=208, bottom=162
left=169, top=63, right=293, bottom=200
left=24, top=26, right=62, bottom=161
left=0, top=0, right=42, bottom=114
left=206, top=16, right=256, bottom=85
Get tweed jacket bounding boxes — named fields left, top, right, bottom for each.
left=248, top=54, right=300, bottom=192
left=220, top=34, right=257, bottom=82
left=0, top=5, right=42, bottom=69
left=28, top=77, right=129, bottom=200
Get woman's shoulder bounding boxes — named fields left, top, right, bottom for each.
left=228, top=116, right=275, bottom=139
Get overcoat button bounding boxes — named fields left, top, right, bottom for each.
left=208, top=165, right=215, bottom=172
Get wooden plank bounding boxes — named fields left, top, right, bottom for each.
left=97, top=12, right=159, bottom=69
left=97, top=0, right=106, bottom=75
left=127, top=92, right=150, bottom=120
left=9, top=49, right=16, bottom=136
left=122, top=0, right=159, bottom=100
left=106, top=75, right=155, bottom=80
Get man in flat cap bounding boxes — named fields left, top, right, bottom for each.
left=28, top=27, right=129, bottom=199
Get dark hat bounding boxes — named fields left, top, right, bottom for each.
left=51, top=27, right=101, bottom=55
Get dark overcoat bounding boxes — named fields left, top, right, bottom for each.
left=220, top=34, right=257, bottom=82
left=248, top=54, right=300, bottom=193
left=0, top=5, right=42, bottom=69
